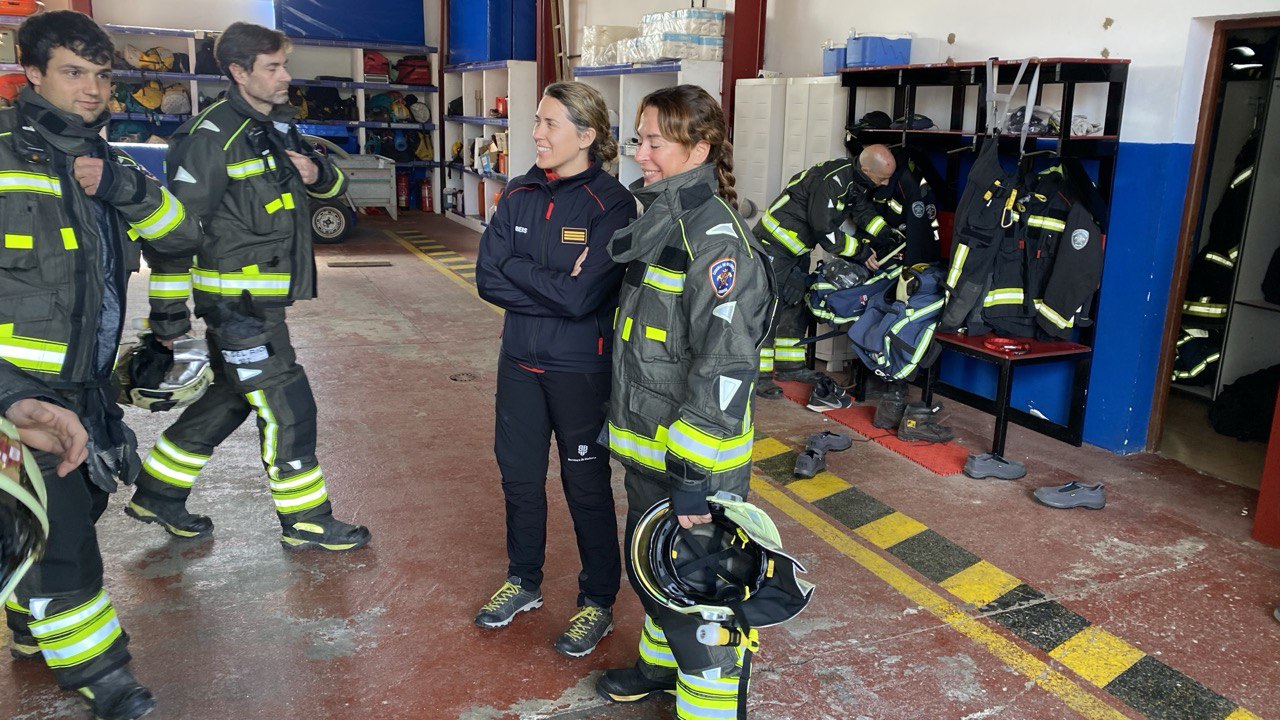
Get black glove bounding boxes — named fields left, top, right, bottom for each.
left=779, top=264, right=808, bottom=306
left=671, top=488, right=711, bottom=517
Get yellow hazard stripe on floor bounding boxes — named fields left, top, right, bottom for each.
left=387, top=230, right=498, bottom=316
left=748, top=436, right=1263, bottom=720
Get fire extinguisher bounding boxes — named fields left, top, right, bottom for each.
left=396, top=171, right=410, bottom=211
left=420, top=178, right=433, bottom=212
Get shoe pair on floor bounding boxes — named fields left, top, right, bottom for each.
left=125, top=492, right=371, bottom=551
left=474, top=577, right=613, bottom=658
left=873, top=383, right=954, bottom=443
left=794, top=431, right=854, bottom=478
left=757, top=367, right=826, bottom=400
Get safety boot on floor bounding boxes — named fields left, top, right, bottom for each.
left=774, top=367, right=824, bottom=384
left=553, top=602, right=613, bottom=657
left=475, top=577, right=543, bottom=629
left=755, top=374, right=784, bottom=399
left=897, top=402, right=954, bottom=443
left=9, top=632, right=39, bottom=659
left=77, top=665, right=156, bottom=720
left=280, top=513, right=371, bottom=551
left=124, top=492, right=213, bottom=539
left=596, top=660, right=678, bottom=703
left=873, top=382, right=909, bottom=429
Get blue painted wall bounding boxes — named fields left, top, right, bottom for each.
left=933, top=142, right=1193, bottom=454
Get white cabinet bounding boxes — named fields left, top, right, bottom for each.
left=574, top=60, right=723, bottom=188
left=732, top=77, right=787, bottom=219
left=441, top=60, right=536, bottom=233
left=781, top=76, right=849, bottom=186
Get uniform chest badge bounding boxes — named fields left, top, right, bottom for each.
left=561, top=227, right=587, bottom=244
left=1071, top=229, right=1090, bottom=250
left=709, top=257, right=737, bottom=298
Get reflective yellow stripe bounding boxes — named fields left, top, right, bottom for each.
left=131, top=187, right=187, bottom=239
left=0, top=171, right=61, bottom=196
left=1204, top=252, right=1234, bottom=269
left=265, top=192, right=296, bottom=214
left=608, top=422, right=668, bottom=471
left=866, top=216, right=886, bottom=235
left=3, top=234, right=32, bottom=249
left=192, top=267, right=291, bottom=297
left=1173, top=352, right=1221, bottom=379
left=887, top=199, right=903, bottom=214
left=643, top=265, right=686, bottom=294
left=1230, top=166, right=1253, bottom=189
left=308, top=164, right=345, bottom=199
left=666, top=418, right=753, bottom=473
left=1038, top=303, right=1074, bottom=329
left=622, top=316, right=634, bottom=342
left=1026, top=215, right=1066, bottom=232
left=645, top=326, right=667, bottom=342
left=984, top=289, right=1025, bottom=307
left=28, top=590, right=123, bottom=669
left=946, top=244, right=969, bottom=288
left=0, top=323, right=67, bottom=373
left=226, top=156, right=277, bottom=179
left=59, top=227, right=78, bottom=250
left=1182, top=301, right=1227, bottom=317
left=149, top=273, right=192, bottom=299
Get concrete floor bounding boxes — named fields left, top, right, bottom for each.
left=4, top=213, right=1280, bottom=720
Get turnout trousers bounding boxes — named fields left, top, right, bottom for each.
left=135, top=301, right=335, bottom=523
left=623, top=469, right=750, bottom=719
left=494, top=353, right=620, bottom=607
left=6, top=450, right=131, bottom=689
left=760, top=252, right=810, bottom=374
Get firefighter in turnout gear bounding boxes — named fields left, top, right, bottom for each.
left=595, top=85, right=775, bottom=719
left=752, top=146, right=896, bottom=398
left=1, top=11, right=203, bottom=719
left=126, top=22, right=371, bottom=552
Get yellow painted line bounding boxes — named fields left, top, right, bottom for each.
left=750, top=476, right=1131, bottom=720
left=788, top=472, right=851, bottom=502
left=387, top=231, right=502, bottom=316
left=1227, top=708, right=1264, bottom=720
left=1049, top=626, right=1146, bottom=688
left=751, top=436, right=790, bottom=461
left=940, top=560, right=1024, bottom=608
left=854, top=511, right=928, bottom=549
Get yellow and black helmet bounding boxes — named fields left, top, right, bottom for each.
left=115, top=332, right=214, bottom=413
left=0, top=416, right=48, bottom=600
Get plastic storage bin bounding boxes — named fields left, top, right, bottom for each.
left=859, top=35, right=911, bottom=66
left=822, top=46, right=846, bottom=76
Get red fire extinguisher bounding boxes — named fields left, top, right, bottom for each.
left=420, top=178, right=433, bottom=212
left=396, top=171, right=410, bottom=211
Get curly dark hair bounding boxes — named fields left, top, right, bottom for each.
left=17, top=10, right=114, bottom=72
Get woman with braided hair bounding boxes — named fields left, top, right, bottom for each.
left=596, top=84, right=776, bottom=719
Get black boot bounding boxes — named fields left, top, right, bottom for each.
left=873, top=382, right=908, bottom=429
left=898, top=402, right=955, bottom=442
left=124, top=491, right=213, bottom=539
left=77, top=666, right=156, bottom=720
left=9, top=631, right=39, bottom=659
left=281, top=512, right=371, bottom=551
left=596, top=660, right=677, bottom=703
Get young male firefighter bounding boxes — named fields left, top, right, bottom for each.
left=126, top=22, right=371, bottom=552
left=752, top=144, right=897, bottom=397
left=1, top=11, right=203, bottom=719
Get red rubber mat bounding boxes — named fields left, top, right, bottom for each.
left=775, top=380, right=969, bottom=476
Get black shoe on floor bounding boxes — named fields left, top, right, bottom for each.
left=553, top=603, right=613, bottom=657
left=872, top=383, right=908, bottom=430
left=793, top=449, right=826, bottom=479
left=596, top=662, right=677, bottom=703
left=124, top=492, right=213, bottom=539
left=280, top=514, right=371, bottom=551
left=897, top=402, right=954, bottom=443
left=77, top=666, right=156, bottom=720
left=806, top=430, right=853, bottom=453
left=756, top=377, right=785, bottom=399
left=807, top=376, right=853, bottom=412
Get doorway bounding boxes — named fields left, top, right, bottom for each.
left=1152, top=19, right=1280, bottom=489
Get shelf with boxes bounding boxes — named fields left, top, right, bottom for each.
left=440, top=59, right=535, bottom=233
left=573, top=60, right=722, bottom=187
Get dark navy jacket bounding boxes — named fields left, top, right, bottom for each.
left=477, top=161, right=636, bottom=373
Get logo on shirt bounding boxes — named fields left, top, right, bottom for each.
left=515, top=225, right=528, bottom=234
left=1071, top=229, right=1090, bottom=250
left=912, top=200, right=925, bottom=218
left=561, top=227, right=587, bottom=244
left=578, top=444, right=588, bottom=457
left=709, top=257, right=737, bottom=298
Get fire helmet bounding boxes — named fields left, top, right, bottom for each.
left=116, top=333, right=213, bottom=412
left=0, top=417, right=48, bottom=600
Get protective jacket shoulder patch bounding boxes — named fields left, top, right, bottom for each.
left=717, top=375, right=743, bottom=412
left=709, top=257, right=737, bottom=298
left=1070, top=229, right=1089, bottom=250
left=706, top=222, right=737, bottom=238
left=561, top=227, right=586, bottom=244
left=173, top=166, right=197, bottom=184
left=712, top=301, right=737, bottom=324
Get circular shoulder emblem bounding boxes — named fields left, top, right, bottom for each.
left=1071, top=229, right=1090, bottom=250
left=911, top=200, right=925, bottom=218
left=709, top=257, right=737, bottom=298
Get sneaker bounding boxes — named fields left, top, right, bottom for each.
left=474, top=577, right=543, bottom=629
left=897, top=402, right=954, bottom=442
left=806, top=430, right=853, bottom=453
left=755, top=377, right=784, bottom=399
left=596, top=662, right=677, bottom=703
left=553, top=604, right=613, bottom=657
left=1033, top=481, right=1105, bottom=509
left=124, top=492, right=213, bottom=539
left=775, top=367, right=824, bottom=383
left=807, top=376, right=853, bottom=412
left=77, top=665, right=155, bottom=720
left=280, top=514, right=371, bottom=552
left=793, top=449, right=825, bottom=479
left=963, top=452, right=1027, bottom=480
left=9, top=632, right=39, bottom=660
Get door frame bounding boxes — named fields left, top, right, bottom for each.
left=1148, top=15, right=1280, bottom=450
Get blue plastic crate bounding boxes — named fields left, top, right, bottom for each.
left=449, top=0, right=536, bottom=65
left=860, top=35, right=911, bottom=66
left=822, top=46, right=846, bottom=76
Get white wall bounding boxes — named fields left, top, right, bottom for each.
left=764, top=1, right=1280, bottom=144
left=93, top=0, right=276, bottom=32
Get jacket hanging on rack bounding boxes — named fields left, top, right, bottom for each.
left=1182, top=133, right=1257, bottom=324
